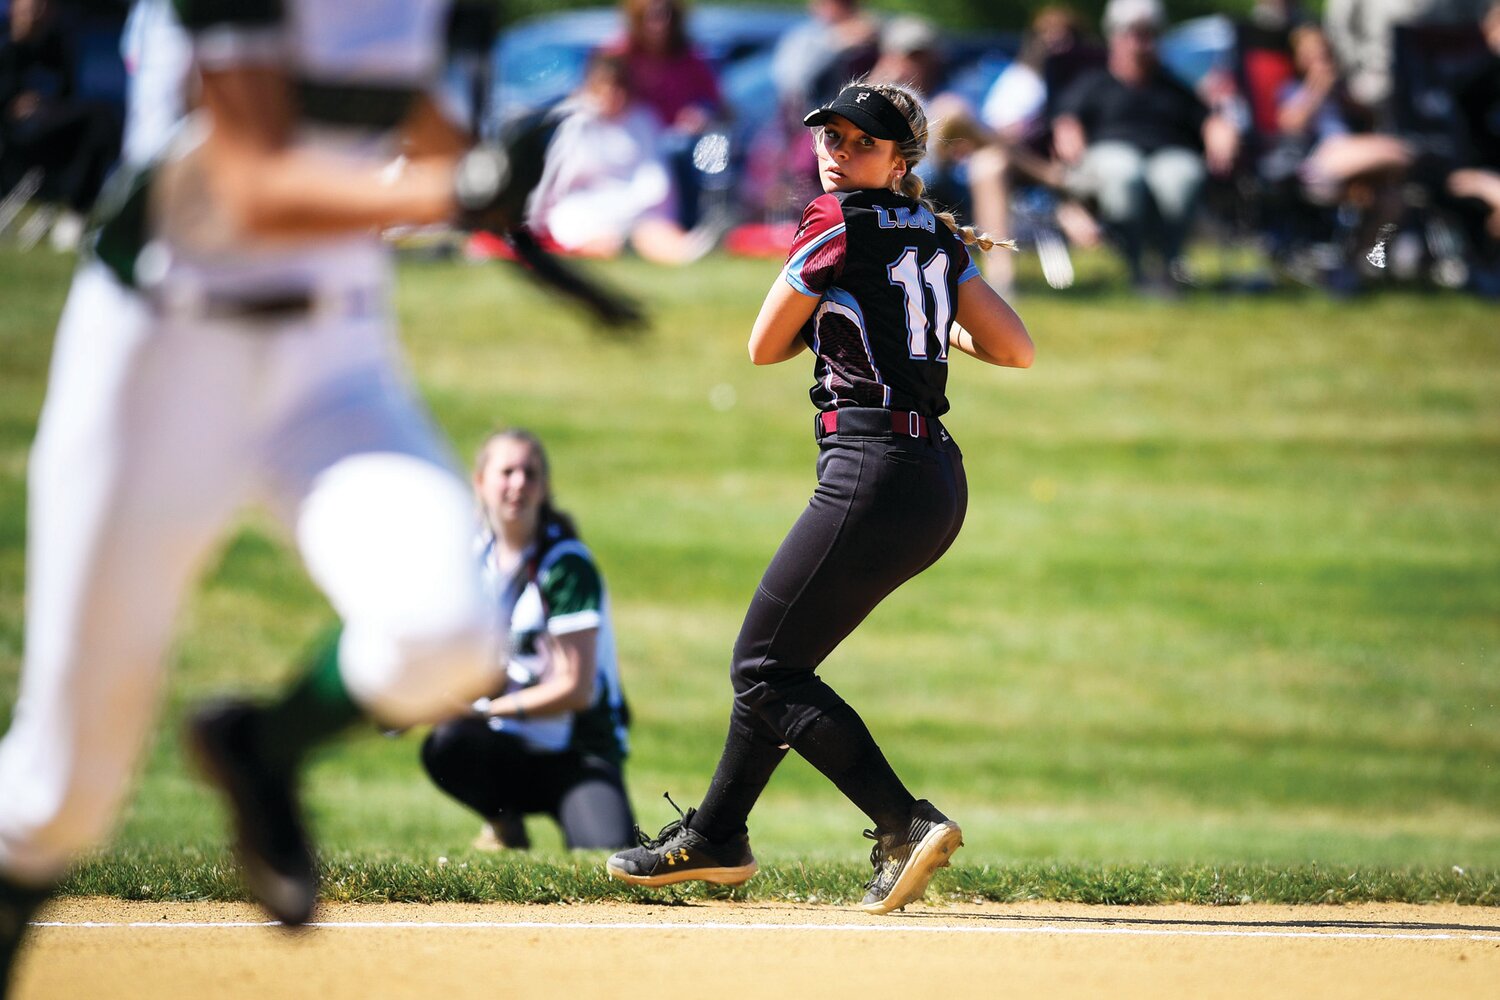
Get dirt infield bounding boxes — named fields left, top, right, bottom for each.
left=14, top=898, right=1500, bottom=999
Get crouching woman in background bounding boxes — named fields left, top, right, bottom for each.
left=422, top=430, right=635, bottom=850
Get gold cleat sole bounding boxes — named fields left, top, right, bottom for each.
left=860, top=822, right=964, bottom=915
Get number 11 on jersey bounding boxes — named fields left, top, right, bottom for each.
left=888, top=248, right=952, bottom=362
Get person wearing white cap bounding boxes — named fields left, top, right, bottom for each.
left=868, top=15, right=948, bottom=97
left=1053, top=0, right=1241, bottom=290
left=1324, top=0, right=1488, bottom=110
left=1102, top=0, right=1169, bottom=36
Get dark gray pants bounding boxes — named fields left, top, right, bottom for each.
left=421, top=719, right=634, bottom=849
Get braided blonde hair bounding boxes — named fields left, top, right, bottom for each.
left=858, top=81, right=1018, bottom=253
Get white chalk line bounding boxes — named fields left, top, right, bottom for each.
left=29, top=919, right=1500, bottom=943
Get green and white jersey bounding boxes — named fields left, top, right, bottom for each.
left=479, top=524, right=629, bottom=764
left=97, top=0, right=452, bottom=305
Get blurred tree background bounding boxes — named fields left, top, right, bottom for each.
left=490, top=0, right=1291, bottom=32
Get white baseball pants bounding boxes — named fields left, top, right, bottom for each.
left=0, top=261, right=501, bottom=885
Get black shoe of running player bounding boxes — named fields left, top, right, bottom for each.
left=606, top=801, right=757, bottom=887
left=187, top=701, right=318, bottom=926
left=1, top=876, right=50, bottom=1000
left=859, top=799, right=963, bottom=915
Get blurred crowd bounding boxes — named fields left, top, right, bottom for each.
left=502, top=0, right=1500, bottom=297
left=4, top=0, right=1500, bottom=297
left=0, top=0, right=122, bottom=250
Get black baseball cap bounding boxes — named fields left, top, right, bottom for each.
left=803, top=86, right=916, bottom=145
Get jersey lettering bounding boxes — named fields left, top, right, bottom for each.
left=887, top=248, right=952, bottom=362
left=874, top=204, right=936, bottom=233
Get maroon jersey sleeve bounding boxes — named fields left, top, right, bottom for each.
left=780, top=193, right=848, bottom=297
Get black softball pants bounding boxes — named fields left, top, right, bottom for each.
left=693, top=408, right=968, bottom=840
left=421, top=719, right=635, bottom=850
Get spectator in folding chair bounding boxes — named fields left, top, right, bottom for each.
left=867, top=15, right=950, bottom=98
left=1445, top=0, right=1500, bottom=291
left=1273, top=25, right=1416, bottom=265
left=771, top=0, right=879, bottom=111
left=866, top=17, right=978, bottom=219
left=965, top=5, right=1103, bottom=292
left=1053, top=0, right=1240, bottom=293
left=1225, top=7, right=1308, bottom=263
left=527, top=53, right=719, bottom=265
left=755, top=0, right=881, bottom=219
left=1324, top=0, right=1488, bottom=116
left=1248, top=0, right=1314, bottom=33
left=601, top=0, right=729, bottom=229
left=0, top=0, right=122, bottom=248
left=1374, top=12, right=1494, bottom=286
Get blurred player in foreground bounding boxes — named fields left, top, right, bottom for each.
left=421, top=429, right=634, bottom=851
left=0, top=1, right=636, bottom=993
left=607, top=81, right=1034, bottom=913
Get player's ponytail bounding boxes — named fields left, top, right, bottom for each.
left=862, top=81, right=1018, bottom=254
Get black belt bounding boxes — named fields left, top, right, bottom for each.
left=816, top=408, right=937, bottom=441
left=201, top=290, right=316, bottom=320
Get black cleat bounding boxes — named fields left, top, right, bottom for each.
left=187, top=701, right=318, bottom=926
left=606, top=800, right=757, bottom=888
left=0, top=876, right=49, bottom=1000
left=859, top=799, right=963, bottom=914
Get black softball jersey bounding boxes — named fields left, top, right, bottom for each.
left=780, top=189, right=981, bottom=418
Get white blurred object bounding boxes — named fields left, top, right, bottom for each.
left=16, top=204, right=58, bottom=251
left=0, top=168, right=44, bottom=238
left=692, top=132, right=731, bottom=176
left=1036, top=229, right=1075, bottom=290
left=120, top=0, right=192, bottom=166
left=1364, top=223, right=1396, bottom=269
left=1104, top=0, right=1166, bottom=35
left=1425, top=217, right=1468, bottom=289
left=48, top=211, right=86, bottom=253
left=1390, top=230, right=1424, bottom=280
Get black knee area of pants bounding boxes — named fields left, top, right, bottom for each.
left=421, top=717, right=526, bottom=819
left=732, top=668, right=848, bottom=748
left=731, top=599, right=848, bottom=745
left=422, top=721, right=635, bottom=847
left=419, top=717, right=479, bottom=785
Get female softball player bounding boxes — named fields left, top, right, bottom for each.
left=421, top=429, right=634, bottom=851
left=607, top=81, right=1034, bottom=913
left=0, top=0, right=592, bottom=985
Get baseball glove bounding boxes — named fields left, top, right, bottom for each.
left=454, top=111, right=647, bottom=333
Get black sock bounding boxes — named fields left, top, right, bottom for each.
left=249, top=626, right=363, bottom=775
left=1, top=874, right=51, bottom=988
left=690, top=715, right=789, bottom=843
left=787, top=702, right=915, bottom=833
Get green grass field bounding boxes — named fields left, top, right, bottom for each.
left=1, top=245, right=1497, bottom=906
